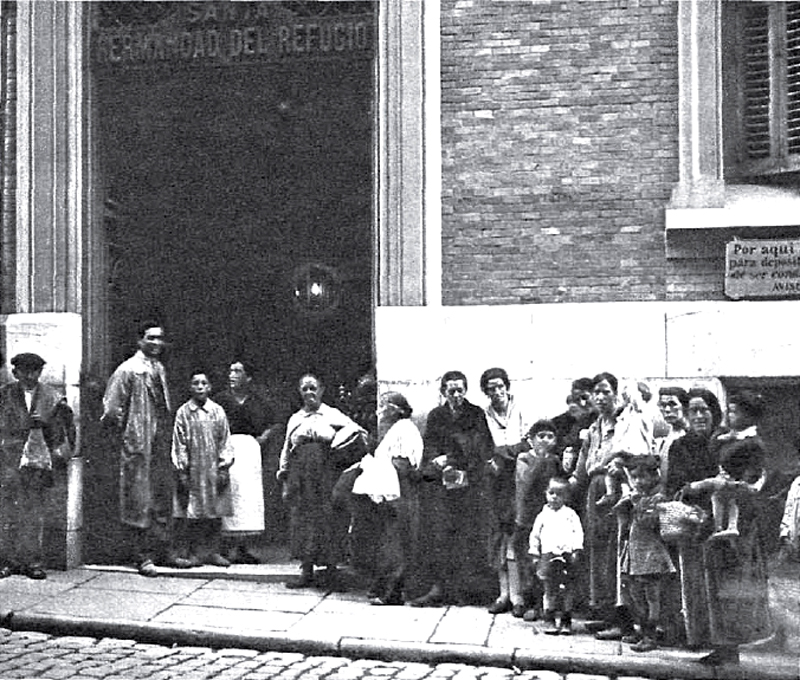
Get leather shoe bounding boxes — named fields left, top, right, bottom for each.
left=698, top=646, right=740, bottom=666
left=511, top=603, right=526, bottom=618
left=23, top=565, right=46, bottom=580
left=237, top=549, right=260, bottom=565
left=167, top=556, right=195, bottom=569
left=488, top=598, right=511, bottom=614
left=595, top=626, right=624, bottom=641
left=522, top=607, right=541, bottom=622
left=407, top=589, right=444, bottom=608
left=0, top=566, right=12, bottom=578
left=205, top=553, right=231, bottom=567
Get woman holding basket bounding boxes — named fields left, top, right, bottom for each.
left=668, top=387, right=772, bottom=664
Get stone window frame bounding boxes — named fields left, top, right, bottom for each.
left=665, top=0, right=800, bottom=244
left=723, top=1, right=800, bottom=180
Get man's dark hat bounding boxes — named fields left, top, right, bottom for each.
left=11, top=352, right=46, bottom=370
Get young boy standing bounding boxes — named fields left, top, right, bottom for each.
left=529, top=477, right=584, bottom=635
left=171, top=369, right=234, bottom=567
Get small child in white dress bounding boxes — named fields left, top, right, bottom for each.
left=528, top=477, right=584, bottom=635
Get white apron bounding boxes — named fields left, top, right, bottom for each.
left=221, top=434, right=265, bottom=534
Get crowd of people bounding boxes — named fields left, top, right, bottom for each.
left=279, top=366, right=797, bottom=664
left=2, top=318, right=797, bottom=665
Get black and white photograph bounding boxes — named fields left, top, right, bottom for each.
left=0, top=1, right=797, bottom=679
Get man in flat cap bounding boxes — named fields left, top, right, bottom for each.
left=102, top=321, right=174, bottom=576
left=0, top=352, right=74, bottom=579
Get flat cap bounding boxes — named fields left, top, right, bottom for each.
left=11, top=352, right=46, bottom=370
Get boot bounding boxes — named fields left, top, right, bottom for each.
left=285, top=563, right=314, bottom=589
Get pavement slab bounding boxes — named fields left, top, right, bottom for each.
left=181, top=588, right=322, bottom=614
left=0, top=566, right=795, bottom=680
left=153, top=604, right=303, bottom=633
left=429, top=607, right=493, bottom=646
left=26, top=589, right=179, bottom=621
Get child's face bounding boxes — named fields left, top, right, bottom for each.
left=190, top=373, right=211, bottom=403
left=531, top=429, right=556, bottom=455
left=630, top=468, right=658, bottom=494
left=546, top=483, right=567, bottom=510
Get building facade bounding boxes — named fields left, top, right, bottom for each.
left=1, top=0, right=798, bottom=565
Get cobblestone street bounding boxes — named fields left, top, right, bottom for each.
left=0, top=629, right=668, bottom=680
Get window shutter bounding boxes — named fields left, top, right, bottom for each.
left=786, top=3, right=800, bottom=155
left=742, top=4, right=771, bottom=161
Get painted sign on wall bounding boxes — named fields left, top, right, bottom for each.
left=92, top=1, right=374, bottom=68
left=725, top=239, right=800, bottom=299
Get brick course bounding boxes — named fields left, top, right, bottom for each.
left=441, top=0, right=692, bottom=305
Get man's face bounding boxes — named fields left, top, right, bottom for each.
left=189, top=373, right=211, bottom=403
left=138, top=327, right=165, bottom=358
left=592, top=380, right=616, bottom=416
left=13, top=366, right=41, bottom=390
left=483, top=378, right=508, bottom=411
left=658, top=395, right=684, bottom=426
left=229, top=362, right=250, bottom=391
left=569, top=388, right=593, bottom=417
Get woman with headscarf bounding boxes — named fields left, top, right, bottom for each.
left=351, top=391, right=423, bottom=605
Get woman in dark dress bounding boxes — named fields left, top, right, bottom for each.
left=408, top=370, right=495, bottom=607
left=671, top=387, right=772, bottom=664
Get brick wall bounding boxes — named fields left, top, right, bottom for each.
left=440, top=0, right=683, bottom=305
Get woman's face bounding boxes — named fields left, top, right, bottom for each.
left=442, top=379, right=466, bottom=411
left=687, top=397, right=714, bottom=437
left=483, top=377, right=509, bottom=412
left=378, top=397, right=402, bottom=429
left=299, top=376, right=323, bottom=411
left=592, top=379, right=617, bottom=416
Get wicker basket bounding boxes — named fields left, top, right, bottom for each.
left=658, top=500, right=708, bottom=543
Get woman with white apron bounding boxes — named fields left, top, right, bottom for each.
left=215, top=360, right=277, bottom=563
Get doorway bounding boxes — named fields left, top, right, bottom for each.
left=83, top=1, right=376, bottom=563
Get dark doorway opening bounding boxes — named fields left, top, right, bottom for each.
left=83, top=2, right=376, bottom=563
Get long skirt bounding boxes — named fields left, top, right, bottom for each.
left=221, top=434, right=265, bottom=536
left=584, top=473, right=619, bottom=618
left=678, top=516, right=772, bottom=648
left=285, top=442, right=348, bottom=567
left=414, top=480, right=494, bottom=604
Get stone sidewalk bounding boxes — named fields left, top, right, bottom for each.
left=0, top=563, right=796, bottom=680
